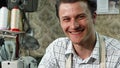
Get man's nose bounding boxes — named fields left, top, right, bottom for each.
left=71, top=20, right=79, bottom=29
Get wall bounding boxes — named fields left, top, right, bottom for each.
left=96, top=14, right=120, bottom=39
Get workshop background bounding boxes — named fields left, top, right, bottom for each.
left=20, top=0, right=120, bottom=62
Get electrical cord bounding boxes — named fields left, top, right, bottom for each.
left=0, top=37, right=7, bottom=60
left=21, top=9, right=32, bottom=33
left=4, top=40, right=16, bottom=60
left=0, top=37, right=5, bottom=46
left=0, top=40, right=16, bottom=60
left=0, top=44, right=8, bottom=60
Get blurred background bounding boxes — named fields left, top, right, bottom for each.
left=1, top=0, right=120, bottom=63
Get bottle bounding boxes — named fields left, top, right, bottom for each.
left=0, top=7, right=9, bottom=30
left=10, top=6, right=22, bottom=32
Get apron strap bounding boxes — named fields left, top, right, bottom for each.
left=66, top=53, right=73, bottom=68
left=99, top=35, right=106, bottom=68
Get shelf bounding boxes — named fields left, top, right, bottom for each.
left=0, top=30, right=25, bottom=38
left=0, top=34, right=16, bottom=38
left=0, top=30, right=25, bottom=34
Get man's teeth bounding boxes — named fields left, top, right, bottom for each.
left=71, top=32, right=81, bottom=34
left=69, top=28, right=84, bottom=34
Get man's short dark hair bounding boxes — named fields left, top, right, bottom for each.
left=55, top=0, right=97, bottom=18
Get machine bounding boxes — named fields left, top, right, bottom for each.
left=0, top=0, right=39, bottom=68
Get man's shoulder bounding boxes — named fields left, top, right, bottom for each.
left=49, top=37, right=70, bottom=48
left=46, top=37, right=71, bottom=55
left=103, top=35, right=120, bottom=50
left=52, top=37, right=70, bottom=43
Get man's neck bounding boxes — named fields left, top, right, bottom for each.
left=73, top=34, right=96, bottom=60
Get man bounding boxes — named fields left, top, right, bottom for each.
left=38, top=0, right=120, bottom=68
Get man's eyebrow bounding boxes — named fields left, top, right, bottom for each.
left=60, top=13, right=86, bottom=19
left=75, top=13, right=86, bottom=17
left=61, top=16, right=69, bottom=19
left=77, top=13, right=86, bottom=16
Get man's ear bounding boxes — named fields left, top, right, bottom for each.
left=93, top=12, right=97, bottom=19
left=93, top=12, right=97, bottom=24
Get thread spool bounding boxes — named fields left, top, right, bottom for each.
left=0, top=7, right=9, bottom=30
left=10, top=7, right=22, bottom=32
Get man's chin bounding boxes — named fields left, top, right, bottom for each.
left=72, top=41, right=81, bottom=45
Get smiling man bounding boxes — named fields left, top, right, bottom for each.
left=38, top=0, right=120, bottom=68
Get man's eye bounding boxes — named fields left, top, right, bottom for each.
left=77, top=14, right=86, bottom=20
left=63, top=18, right=70, bottom=22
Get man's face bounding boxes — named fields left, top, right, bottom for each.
left=59, top=2, right=96, bottom=45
